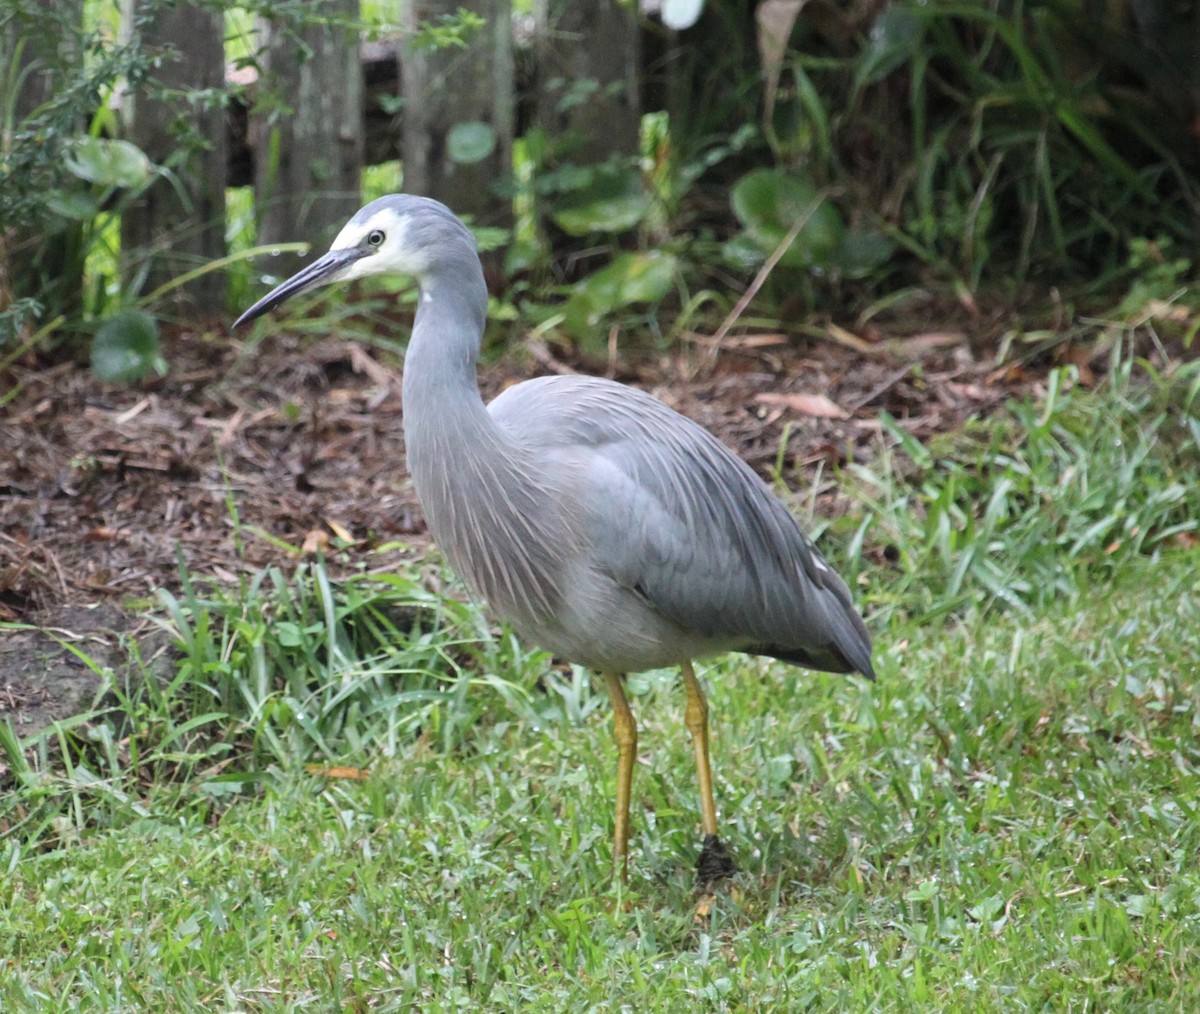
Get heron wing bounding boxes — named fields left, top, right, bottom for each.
left=488, top=376, right=874, bottom=678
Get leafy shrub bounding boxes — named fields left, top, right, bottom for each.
left=0, top=1, right=152, bottom=350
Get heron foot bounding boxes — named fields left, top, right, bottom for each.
left=695, top=833, right=736, bottom=886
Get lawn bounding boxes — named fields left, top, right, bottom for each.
left=3, top=360, right=1199, bottom=1011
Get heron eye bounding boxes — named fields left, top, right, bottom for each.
left=366, top=229, right=386, bottom=247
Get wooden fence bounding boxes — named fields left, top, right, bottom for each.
left=78, top=1, right=651, bottom=310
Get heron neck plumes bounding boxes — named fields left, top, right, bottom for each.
left=402, top=256, right=495, bottom=461
left=401, top=256, right=564, bottom=624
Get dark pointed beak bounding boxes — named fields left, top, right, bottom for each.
left=234, top=246, right=368, bottom=327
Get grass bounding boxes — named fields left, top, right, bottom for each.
left=2, top=359, right=1200, bottom=1010
left=843, top=354, right=1200, bottom=624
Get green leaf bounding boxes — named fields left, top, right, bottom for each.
left=563, top=251, right=678, bottom=338
left=551, top=167, right=650, bottom=236
left=91, top=310, right=164, bottom=384
left=905, top=881, right=940, bottom=903
left=534, top=163, right=596, bottom=196
left=44, top=190, right=99, bottom=222
left=276, top=622, right=304, bottom=648
left=470, top=225, right=510, bottom=253
left=720, top=233, right=767, bottom=271
left=730, top=168, right=844, bottom=268
left=64, top=137, right=153, bottom=188
left=835, top=230, right=896, bottom=278
left=578, top=251, right=678, bottom=306
left=855, top=6, right=925, bottom=87
left=447, top=121, right=496, bottom=165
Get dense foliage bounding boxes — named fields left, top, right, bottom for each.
left=1, top=1, right=148, bottom=349
left=4, top=1, right=1198, bottom=371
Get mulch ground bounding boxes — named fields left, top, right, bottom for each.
left=0, top=310, right=1050, bottom=733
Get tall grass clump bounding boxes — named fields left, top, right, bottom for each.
left=848, top=354, right=1200, bottom=624
left=738, top=0, right=1200, bottom=303
left=0, top=555, right=547, bottom=858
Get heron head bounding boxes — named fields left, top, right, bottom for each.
left=234, top=195, right=474, bottom=327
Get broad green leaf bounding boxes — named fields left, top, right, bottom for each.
left=721, top=233, right=767, bottom=271
left=64, top=137, right=153, bottom=188
left=905, top=881, right=940, bottom=903
left=730, top=168, right=844, bottom=268
left=91, top=309, right=165, bottom=384
left=563, top=251, right=678, bottom=337
left=551, top=167, right=650, bottom=236
left=535, top=163, right=596, bottom=196
left=44, top=190, right=99, bottom=222
left=835, top=230, right=896, bottom=278
left=576, top=251, right=678, bottom=306
left=447, top=121, right=496, bottom=165
left=470, top=226, right=510, bottom=253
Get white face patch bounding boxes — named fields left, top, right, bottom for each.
left=330, top=208, right=399, bottom=252
left=327, top=207, right=428, bottom=281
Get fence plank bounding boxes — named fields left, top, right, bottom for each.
left=2, top=0, right=85, bottom=328
left=253, top=1, right=364, bottom=251
left=533, top=0, right=641, bottom=164
left=400, top=1, right=515, bottom=226
left=121, top=2, right=228, bottom=310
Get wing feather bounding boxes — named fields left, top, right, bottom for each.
left=489, top=375, right=874, bottom=678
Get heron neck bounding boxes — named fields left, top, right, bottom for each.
left=401, top=264, right=504, bottom=475
left=399, top=261, right=564, bottom=628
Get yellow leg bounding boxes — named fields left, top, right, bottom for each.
left=681, top=660, right=719, bottom=840
left=601, top=672, right=637, bottom=880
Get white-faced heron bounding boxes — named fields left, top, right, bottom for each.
left=235, top=195, right=875, bottom=882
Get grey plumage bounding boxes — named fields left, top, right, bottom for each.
left=236, top=193, right=875, bottom=878
left=478, top=375, right=872, bottom=676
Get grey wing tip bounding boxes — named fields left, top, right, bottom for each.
left=829, top=635, right=875, bottom=682
left=752, top=631, right=875, bottom=680
left=843, top=618, right=877, bottom=682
